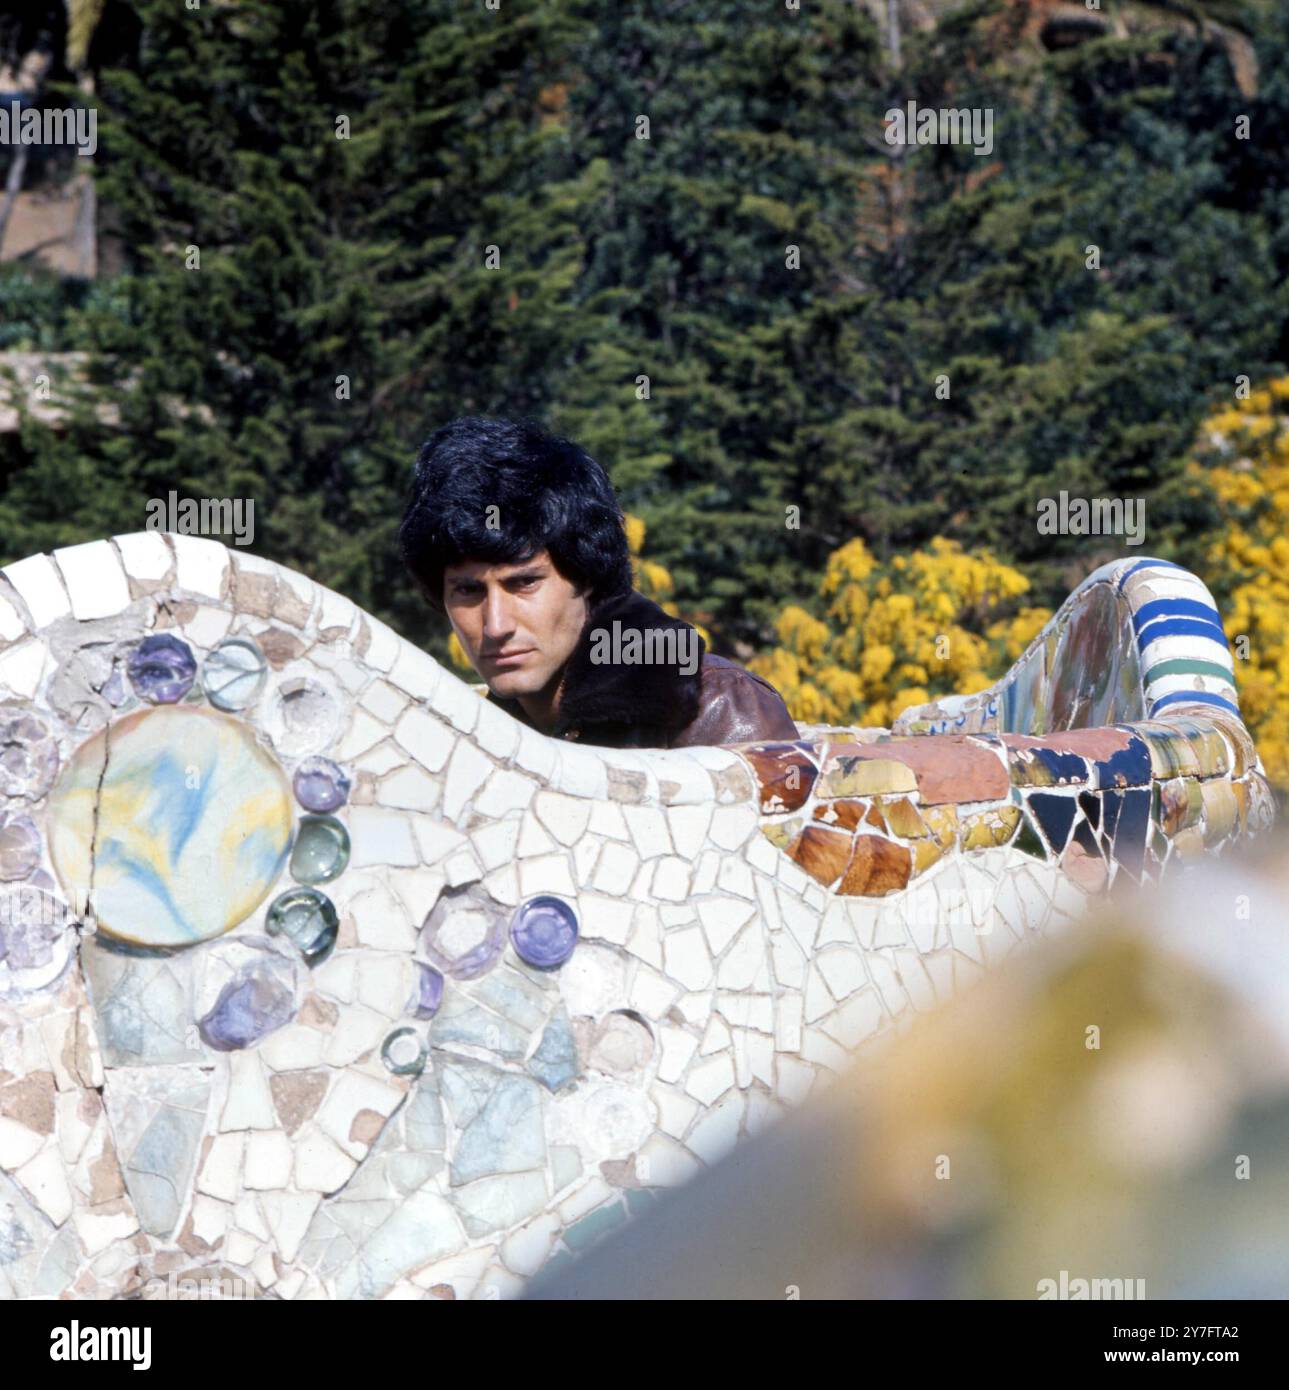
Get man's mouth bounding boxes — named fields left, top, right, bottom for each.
left=482, top=648, right=534, bottom=670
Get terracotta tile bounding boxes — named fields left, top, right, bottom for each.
left=1002, top=727, right=1134, bottom=759
left=744, top=743, right=818, bottom=813
left=812, top=799, right=870, bottom=831
left=837, top=835, right=911, bottom=897
left=787, top=824, right=854, bottom=888
left=822, top=736, right=1008, bottom=805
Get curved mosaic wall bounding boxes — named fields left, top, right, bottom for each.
left=0, top=536, right=1273, bottom=1299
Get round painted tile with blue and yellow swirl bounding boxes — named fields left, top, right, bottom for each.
left=48, top=706, right=293, bottom=948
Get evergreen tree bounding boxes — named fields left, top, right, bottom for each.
left=545, top=0, right=886, bottom=643
left=2, top=0, right=599, bottom=651
left=2, top=0, right=1288, bottom=657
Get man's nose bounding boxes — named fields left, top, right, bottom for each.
left=481, top=586, right=516, bottom=642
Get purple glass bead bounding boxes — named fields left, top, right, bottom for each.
left=127, top=634, right=197, bottom=704
left=510, top=896, right=578, bottom=970
left=408, top=962, right=445, bottom=1019
left=198, top=964, right=296, bottom=1051
left=293, top=756, right=351, bottom=813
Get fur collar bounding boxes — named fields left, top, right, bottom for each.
left=488, top=591, right=705, bottom=744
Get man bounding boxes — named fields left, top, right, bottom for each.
left=398, top=416, right=799, bottom=749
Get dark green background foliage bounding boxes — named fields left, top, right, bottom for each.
left=1, top=0, right=1285, bottom=653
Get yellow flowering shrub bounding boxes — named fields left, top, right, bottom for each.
left=749, top=537, right=1050, bottom=729
left=1192, top=377, right=1289, bottom=790
left=629, top=514, right=712, bottom=648
left=447, top=630, right=474, bottom=672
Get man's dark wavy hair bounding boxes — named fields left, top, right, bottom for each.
left=398, top=416, right=633, bottom=612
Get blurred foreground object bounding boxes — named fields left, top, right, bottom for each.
left=531, top=837, right=1289, bottom=1299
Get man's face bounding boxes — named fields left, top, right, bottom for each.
left=443, top=550, right=589, bottom=702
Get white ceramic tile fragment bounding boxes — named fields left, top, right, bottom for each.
left=171, top=533, right=229, bottom=599
left=0, top=586, right=25, bottom=641
left=442, top=740, right=494, bottom=821
left=347, top=808, right=419, bottom=868
left=534, top=791, right=591, bottom=846
left=0, top=641, right=45, bottom=698
left=54, top=540, right=130, bottom=619
left=3, top=553, right=70, bottom=627
left=378, top=764, right=441, bottom=812
left=428, top=670, right=480, bottom=732
left=394, top=707, right=455, bottom=772
left=113, top=530, right=173, bottom=581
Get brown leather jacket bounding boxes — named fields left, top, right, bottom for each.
left=670, top=654, right=800, bottom=748
left=488, top=590, right=798, bottom=750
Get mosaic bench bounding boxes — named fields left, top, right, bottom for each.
left=0, top=538, right=1272, bottom=1299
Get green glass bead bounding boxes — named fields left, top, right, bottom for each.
left=266, top=886, right=338, bottom=965
left=202, top=637, right=268, bottom=711
left=381, top=1027, right=427, bottom=1077
left=289, top=814, right=350, bottom=885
